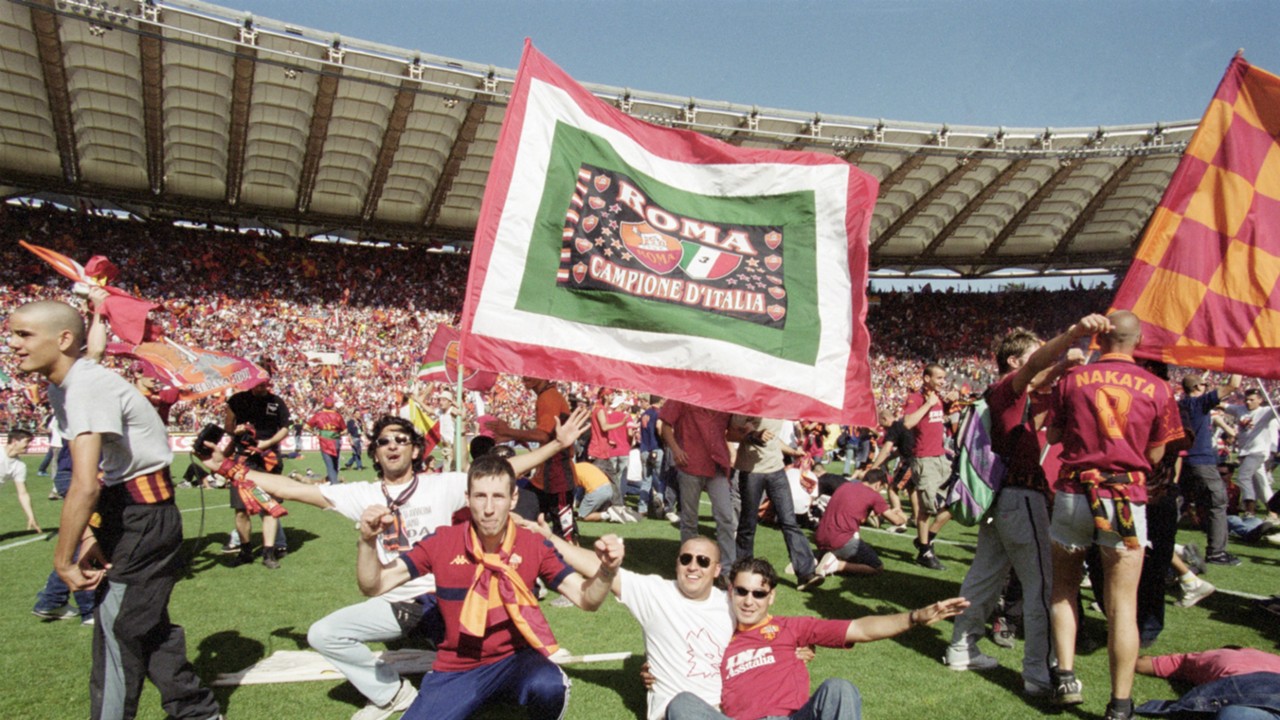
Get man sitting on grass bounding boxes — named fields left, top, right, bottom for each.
left=204, top=408, right=588, bottom=720
left=666, top=556, right=968, bottom=720
left=354, top=453, right=623, bottom=720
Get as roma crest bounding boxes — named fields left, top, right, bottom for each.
left=620, top=221, right=683, bottom=275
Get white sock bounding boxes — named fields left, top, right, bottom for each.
left=1179, top=572, right=1199, bottom=589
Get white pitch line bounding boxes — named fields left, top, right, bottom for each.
left=182, top=504, right=229, bottom=513
left=0, top=533, right=54, bottom=552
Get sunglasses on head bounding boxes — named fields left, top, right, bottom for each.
left=678, top=553, right=712, bottom=569
left=733, top=586, right=771, bottom=599
left=376, top=434, right=413, bottom=448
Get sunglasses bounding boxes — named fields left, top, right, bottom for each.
left=733, top=586, right=771, bottom=599
left=376, top=435, right=413, bottom=448
left=678, top=553, right=712, bottom=569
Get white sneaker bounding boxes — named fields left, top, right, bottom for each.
left=605, top=507, right=627, bottom=524
left=666, top=512, right=680, bottom=524
left=351, top=678, right=416, bottom=720
left=1175, top=580, right=1216, bottom=608
left=783, top=563, right=795, bottom=576
left=816, top=552, right=840, bottom=577
left=943, top=646, right=999, bottom=671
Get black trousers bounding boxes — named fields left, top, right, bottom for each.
left=91, top=490, right=219, bottom=720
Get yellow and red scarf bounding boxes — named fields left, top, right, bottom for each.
left=1074, top=468, right=1144, bottom=550
left=459, top=518, right=559, bottom=656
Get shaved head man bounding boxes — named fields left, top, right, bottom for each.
left=1045, top=309, right=1185, bottom=720
left=8, top=300, right=222, bottom=720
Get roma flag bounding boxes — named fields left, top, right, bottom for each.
left=106, top=341, right=269, bottom=401
left=417, top=325, right=498, bottom=392
left=1111, top=55, right=1280, bottom=378
left=21, top=241, right=160, bottom=345
left=460, top=42, right=878, bottom=424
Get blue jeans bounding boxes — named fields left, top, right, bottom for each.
left=736, top=469, right=818, bottom=579
left=322, top=452, right=340, bottom=485
left=639, top=448, right=663, bottom=513
left=34, top=460, right=95, bottom=618
left=665, top=678, right=862, bottom=720
left=402, top=649, right=568, bottom=720
left=343, top=438, right=364, bottom=469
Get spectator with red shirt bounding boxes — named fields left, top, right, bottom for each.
left=306, top=396, right=345, bottom=485
left=1046, top=311, right=1186, bottom=720
left=664, top=556, right=968, bottom=720
left=589, top=388, right=634, bottom=517
left=659, top=400, right=746, bottom=585
left=942, top=317, right=1104, bottom=695
left=813, top=468, right=907, bottom=577
left=902, top=362, right=953, bottom=570
left=1134, top=647, right=1280, bottom=719
left=354, top=454, right=624, bottom=720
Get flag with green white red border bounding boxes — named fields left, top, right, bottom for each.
left=460, top=41, right=878, bottom=425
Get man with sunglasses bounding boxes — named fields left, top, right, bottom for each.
left=1178, top=372, right=1241, bottom=567
left=353, top=452, right=624, bottom=720
left=665, top=556, right=967, bottom=720
left=203, top=408, right=589, bottom=720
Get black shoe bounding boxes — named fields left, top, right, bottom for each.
left=917, top=548, right=945, bottom=571
left=262, top=547, right=281, bottom=570
left=1206, top=551, right=1242, bottom=566
left=1103, top=700, right=1134, bottom=720
left=230, top=549, right=255, bottom=567
left=1244, top=521, right=1278, bottom=544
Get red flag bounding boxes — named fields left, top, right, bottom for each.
left=418, top=325, right=498, bottom=392
left=107, top=341, right=269, bottom=401
left=21, top=241, right=159, bottom=345
left=1111, top=55, right=1280, bottom=378
left=459, top=42, right=877, bottom=425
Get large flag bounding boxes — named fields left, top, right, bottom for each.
left=1111, top=55, right=1280, bottom=378
left=417, top=325, right=498, bottom=392
left=459, top=42, right=878, bottom=424
left=107, top=340, right=270, bottom=401
left=21, top=241, right=160, bottom=345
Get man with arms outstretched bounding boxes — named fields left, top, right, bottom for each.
left=206, top=408, right=588, bottom=720
left=355, top=453, right=623, bottom=720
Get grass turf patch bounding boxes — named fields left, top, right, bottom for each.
left=0, top=452, right=1277, bottom=719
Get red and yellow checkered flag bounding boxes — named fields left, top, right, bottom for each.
left=1112, top=54, right=1280, bottom=378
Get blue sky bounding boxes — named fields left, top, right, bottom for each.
left=227, top=1, right=1280, bottom=290
left=232, top=0, right=1280, bottom=128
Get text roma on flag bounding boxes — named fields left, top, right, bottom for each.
left=460, top=41, right=878, bottom=424
left=1111, top=55, right=1280, bottom=378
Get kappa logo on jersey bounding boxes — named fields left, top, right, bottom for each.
left=450, top=555, right=468, bottom=565
left=558, top=163, right=788, bottom=328
left=683, top=627, right=724, bottom=679
left=724, top=646, right=776, bottom=678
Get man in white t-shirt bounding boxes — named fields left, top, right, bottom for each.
left=1, top=429, right=39, bottom=532
left=1224, top=388, right=1280, bottom=519
left=206, top=408, right=589, bottom=720
left=535, top=527, right=732, bottom=719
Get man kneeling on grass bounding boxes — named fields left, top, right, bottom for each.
left=355, top=453, right=623, bottom=720
left=666, top=556, right=968, bottom=720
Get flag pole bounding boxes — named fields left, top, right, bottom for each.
left=454, top=367, right=464, bottom=472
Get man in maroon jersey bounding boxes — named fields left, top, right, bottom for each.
left=1045, top=310, right=1184, bottom=720
left=902, top=363, right=952, bottom=569
left=664, top=556, right=967, bottom=720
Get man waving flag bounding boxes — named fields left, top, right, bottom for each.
left=460, top=41, right=878, bottom=424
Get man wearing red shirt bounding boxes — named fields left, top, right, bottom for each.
left=902, top=363, right=952, bottom=570
left=813, top=469, right=907, bottom=577
left=664, top=557, right=967, bottom=720
left=355, top=454, right=623, bottom=720
left=589, top=388, right=633, bottom=514
left=307, top=396, right=345, bottom=486
left=943, top=315, right=1104, bottom=696
left=487, top=377, right=578, bottom=542
left=659, top=400, right=745, bottom=584
left=1046, top=311, right=1185, bottom=720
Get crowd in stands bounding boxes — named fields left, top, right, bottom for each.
left=1, top=203, right=1276, bottom=439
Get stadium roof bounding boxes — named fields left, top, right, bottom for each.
left=0, top=0, right=1200, bottom=277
